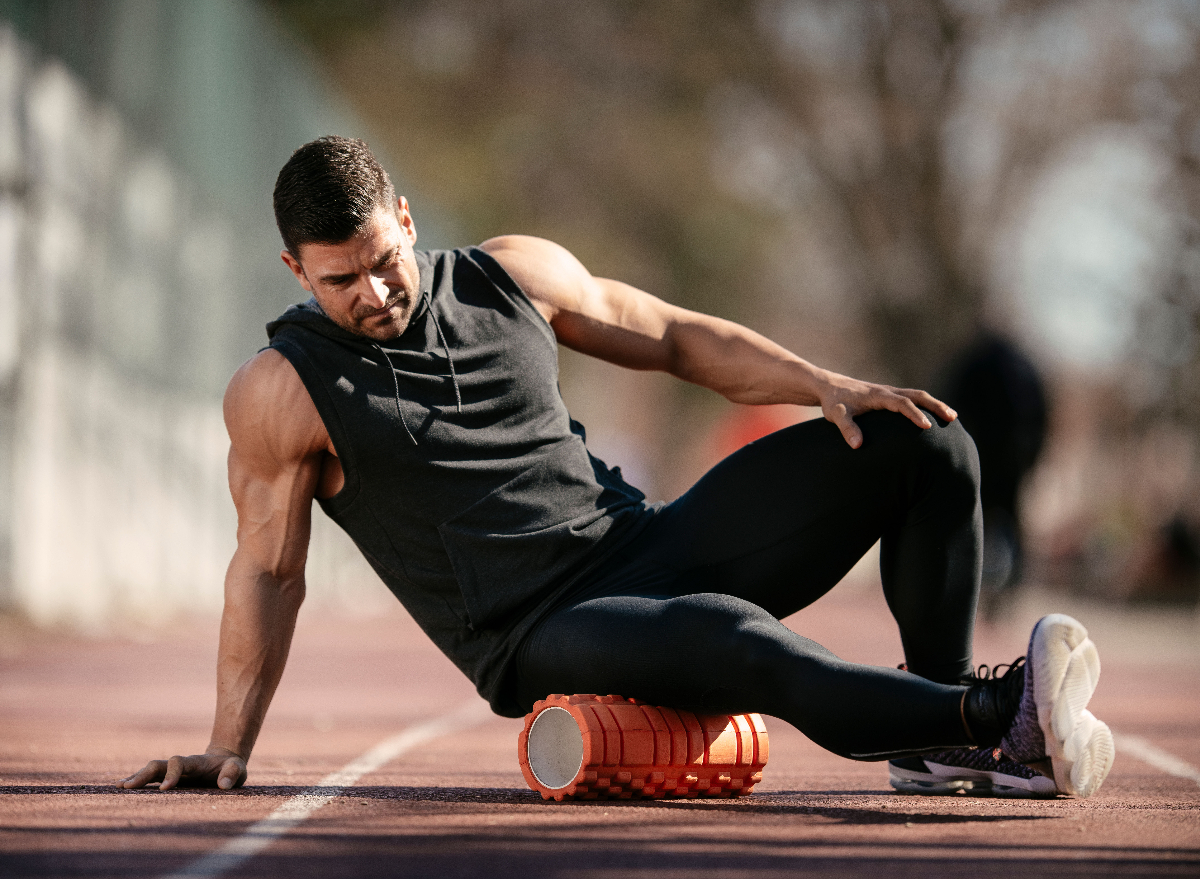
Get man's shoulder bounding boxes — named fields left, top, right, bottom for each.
left=226, top=348, right=301, bottom=406
left=224, top=350, right=327, bottom=459
left=476, top=234, right=567, bottom=270
left=474, top=236, right=583, bottom=323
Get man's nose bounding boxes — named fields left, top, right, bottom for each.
left=361, top=275, right=390, bottom=308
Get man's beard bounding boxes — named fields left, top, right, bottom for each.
left=346, top=293, right=413, bottom=340
left=352, top=292, right=406, bottom=324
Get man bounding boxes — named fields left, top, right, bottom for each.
left=121, top=137, right=1113, bottom=799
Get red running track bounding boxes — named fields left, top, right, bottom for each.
left=1, top=584, right=1198, bottom=878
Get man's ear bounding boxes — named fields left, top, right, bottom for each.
left=396, top=196, right=417, bottom=246
left=280, top=249, right=313, bottom=292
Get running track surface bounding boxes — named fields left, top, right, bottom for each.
left=2, top=585, right=1198, bottom=878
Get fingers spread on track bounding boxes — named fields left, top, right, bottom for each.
left=218, top=757, right=245, bottom=790
left=160, top=755, right=188, bottom=791
left=118, top=759, right=168, bottom=789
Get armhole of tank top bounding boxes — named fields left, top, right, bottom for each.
left=461, top=246, right=559, bottom=346
left=269, top=336, right=362, bottom=514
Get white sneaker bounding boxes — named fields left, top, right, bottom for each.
left=1000, top=614, right=1114, bottom=798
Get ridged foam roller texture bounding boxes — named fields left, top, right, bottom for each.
left=519, top=694, right=769, bottom=801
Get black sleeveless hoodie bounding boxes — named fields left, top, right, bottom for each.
left=266, top=247, right=652, bottom=716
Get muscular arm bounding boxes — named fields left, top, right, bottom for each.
left=119, top=350, right=329, bottom=790
left=480, top=235, right=956, bottom=448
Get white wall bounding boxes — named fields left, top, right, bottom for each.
left=11, top=339, right=386, bottom=628
left=0, top=20, right=392, bottom=626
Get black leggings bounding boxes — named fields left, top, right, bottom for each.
left=513, top=410, right=983, bottom=760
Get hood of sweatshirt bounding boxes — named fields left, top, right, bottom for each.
left=266, top=250, right=461, bottom=444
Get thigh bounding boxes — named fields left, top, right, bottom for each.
left=630, top=411, right=934, bottom=617
left=512, top=588, right=970, bottom=760
left=514, top=590, right=815, bottom=713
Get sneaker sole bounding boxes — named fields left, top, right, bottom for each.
left=1030, top=614, right=1114, bottom=798
left=889, top=763, right=1057, bottom=798
left=1063, top=709, right=1115, bottom=799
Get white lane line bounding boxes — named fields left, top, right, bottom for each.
left=162, top=699, right=493, bottom=879
left=1114, top=732, right=1200, bottom=787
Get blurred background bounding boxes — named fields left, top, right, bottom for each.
left=0, top=0, right=1196, bottom=630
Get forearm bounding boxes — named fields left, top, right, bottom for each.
left=551, top=276, right=834, bottom=404
left=498, top=238, right=952, bottom=451
left=207, top=553, right=305, bottom=760
left=666, top=313, right=830, bottom=406
left=665, top=307, right=954, bottom=448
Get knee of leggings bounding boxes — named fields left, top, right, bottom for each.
left=861, top=410, right=980, bottom=505
left=913, top=416, right=980, bottom=507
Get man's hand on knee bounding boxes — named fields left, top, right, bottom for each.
left=118, top=747, right=247, bottom=791
left=817, top=372, right=957, bottom=449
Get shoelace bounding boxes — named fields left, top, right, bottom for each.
left=899, top=658, right=1028, bottom=750
left=895, top=657, right=1027, bottom=683
left=967, top=657, right=1027, bottom=743
left=962, top=656, right=1026, bottom=684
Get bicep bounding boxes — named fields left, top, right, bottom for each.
left=224, top=351, right=325, bottom=581
left=550, top=277, right=686, bottom=372
left=481, top=235, right=685, bottom=372
left=227, top=446, right=318, bottom=581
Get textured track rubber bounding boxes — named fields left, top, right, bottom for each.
left=518, top=694, right=769, bottom=801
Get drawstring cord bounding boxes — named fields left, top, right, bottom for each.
left=373, top=342, right=419, bottom=446
left=424, top=289, right=462, bottom=414
left=372, top=290, right=462, bottom=446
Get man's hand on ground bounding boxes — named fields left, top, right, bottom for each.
left=118, top=747, right=247, bottom=791
left=817, top=372, right=957, bottom=449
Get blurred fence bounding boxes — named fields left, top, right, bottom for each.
left=0, top=3, right=447, bottom=627
left=12, top=338, right=395, bottom=624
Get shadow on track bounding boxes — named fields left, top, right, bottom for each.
left=7, top=837, right=1192, bottom=879
left=6, top=786, right=1197, bottom=879
left=2, top=784, right=1062, bottom=826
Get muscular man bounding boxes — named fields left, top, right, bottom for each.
left=120, top=137, right=1113, bottom=799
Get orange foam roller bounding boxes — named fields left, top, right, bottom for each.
left=518, top=694, right=768, bottom=801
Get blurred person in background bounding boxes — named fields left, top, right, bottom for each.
left=118, top=136, right=1113, bottom=801
left=938, top=333, right=1048, bottom=618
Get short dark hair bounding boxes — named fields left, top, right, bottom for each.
left=273, top=136, right=397, bottom=256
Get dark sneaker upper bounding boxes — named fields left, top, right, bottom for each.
left=1000, top=656, right=1046, bottom=763
left=960, top=658, right=1028, bottom=749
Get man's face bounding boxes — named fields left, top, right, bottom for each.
left=280, top=197, right=421, bottom=341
